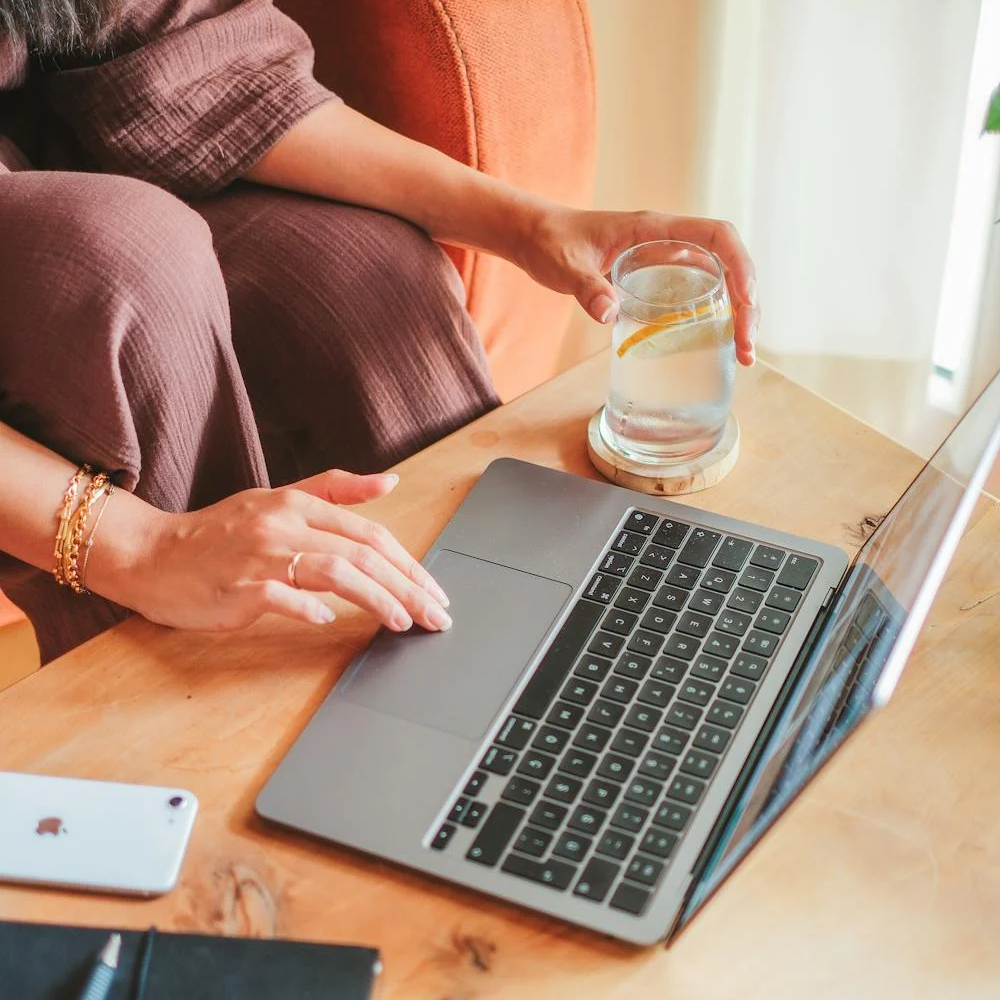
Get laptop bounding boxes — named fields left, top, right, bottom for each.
left=257, top=369, right=1000, bottom=946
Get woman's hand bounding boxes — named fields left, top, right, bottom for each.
left=517, top=207, right=759, bottom=367
left=118, top=469, right=451, bottom=634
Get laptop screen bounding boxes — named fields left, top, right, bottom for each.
left=679, top=369, right=1000, bottom=928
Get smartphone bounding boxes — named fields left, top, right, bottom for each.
left=0, top=771, right=198, bottom=896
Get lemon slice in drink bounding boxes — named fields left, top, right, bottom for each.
left=616, top=301, right=732, bottom=360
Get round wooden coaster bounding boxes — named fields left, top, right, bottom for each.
left=587, top=410, right=740, bottom=496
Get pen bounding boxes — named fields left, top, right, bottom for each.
left=77, top=932, right=121, bottom=1000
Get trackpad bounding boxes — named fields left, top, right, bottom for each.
left=339, top=549, right=571, bottom=740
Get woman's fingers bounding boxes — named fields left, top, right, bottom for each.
left=291, top=550, right=452, bottom=633
left=250, top=579, right=337, bottom=627
left=293, top=491, right=450, bottom=607
left=292, top=468, right=399, bottom=506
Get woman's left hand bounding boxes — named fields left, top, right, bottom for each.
left=517, top=207, right=759, bottom=367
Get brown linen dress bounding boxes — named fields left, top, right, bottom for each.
left=0, top=1, right=500, bottom=663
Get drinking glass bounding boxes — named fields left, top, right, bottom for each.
left=598, top=240, right=735, bottom=464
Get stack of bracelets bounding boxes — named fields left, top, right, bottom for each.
left=53, top=464, right=116, bottom=595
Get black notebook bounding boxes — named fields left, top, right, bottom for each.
left=0, top=920, right=380, bottom=1000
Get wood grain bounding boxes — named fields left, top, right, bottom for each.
left=1, top=354, right=998, bottom=999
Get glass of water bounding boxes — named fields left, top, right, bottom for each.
left=598, top=239, right=735, bottom=464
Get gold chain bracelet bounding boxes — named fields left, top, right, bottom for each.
left=62, top=472, right=111, bottom=594
left=53, top=464, right=91, bottom=586
left=78, top=483, right=116, bottom=595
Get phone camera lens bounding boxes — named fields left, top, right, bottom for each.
left=168, top=795, right=186, bottom=808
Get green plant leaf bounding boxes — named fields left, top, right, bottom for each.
left=986, top=84, right=1000, bottom=133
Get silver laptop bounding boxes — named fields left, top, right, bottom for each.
left=258, top=370, right=1000, bottom=945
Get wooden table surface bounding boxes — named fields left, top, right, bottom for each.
left=2, top=354, right=999, bottom=999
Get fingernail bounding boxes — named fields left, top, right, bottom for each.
left=747, top=278, right=758, bottom=306
left=383, top=473, right=399, bottom=487
left=315, top=604, right=336, bottom=624
left=428, top=605, right=453, bottom=631
left=391, top=610, right=413, bottom=632
left=750, top=322, right=758, bottom=344
left=749, top=346, right=757, bottom=365
left=595, top=295, right=618, bottom=324
left=427, top=578, right=450, bottom=607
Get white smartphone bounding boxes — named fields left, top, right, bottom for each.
left=0, top=771, right=198, bottom=896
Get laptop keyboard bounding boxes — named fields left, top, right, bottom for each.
left=430, top=508, right=819, bottom=918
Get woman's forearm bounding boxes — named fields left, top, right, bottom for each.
left=243, top=101, right=550, bottom=261
left=0, top=423, right=155, bottom=607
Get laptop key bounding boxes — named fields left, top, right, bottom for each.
left=663, top=634, right=699, bottom=660
left=720, top=677, right=756, bottom=705
left=547, top=700, right=584, bottom=729
left=652, top=801, right=692, bottom=832
left=717, top=610, right=752, bottom=636
left=583, top=778, right=620, bottom=809
left=463, top=770, right=488, bottom=797
left=627, top=630, right=665, bottom=656
left=755, top=608, right=791, bottom=634
left=713, top=536, right=753, bottom=571
left=690, top=588, right=724, bottom=615
left=678, top=678, right=714, bottom=707
left=691, top=654, right=726, bottom=683
left=704, top=631, right=740, bottom=659
left=640, top=828, right=678, bottom=859
left=598, top=752, right=635, bottom=782
left=739, top=566, right=774, bottom=592
left=588, top=631, right=625, bottom=658
left=561, top=677, right=600, bottom=706
left=640, top=608, right=677, bottom=634
left=496, top=716, right=536, bottom=750
left=545, top=774, right=583, bottom=803
left=502, top=775, right=542, bottom=806
left=777, top=554, right=819, bottom=590
left=600, top=551, right=635, bottom=577
left=707, top=700, right=744, bottom=729
left=481, top=746, right=517, bottom=775
left=666, top=702, right=702, bottom=731
left=614, top=653, right=652, bottom=680
left=730, top=652, right=768, bottom=682
left=665, top=564, right=699, bottom=589
left=574, top=724, right=611, bottom=754
left=640, top=545, right=675, bottom=570
left=627, top=565, right=663, bottom=592
left=533, top=725, right=570, bottom=755
left=461, top=802, right=488, bottom=828
left=727, top=587, right=763, bottom=614
left=517, top=749, right=557, bottom=780
left=575, top=857, right=621, bottom=903
left=610, top=881, right=652, bottom=915
left=611, top=728, right=648, bottom=757
left=466, top=802, right=525, bottom=866
left=651, top=655, right=688, bottom=683
left=750, top=545, right=785, bottom=571
left=625, top=509, right=660, bottom=535
left=449, top=797, right=469, bottom=823
left=677, top=528, right=721, bottom=568
left=766, top=585, right=801, bottom=612
left=614, top=587, right=651, bottom=613
left=561, top=746, right=599, bottom=776
left=596, top=830, right=635, bottom=861
left=651, top=519, right=690, bottom=549
left=602, top=676, right=639, bottom=704
left=680, top=749, right=719, bottom=780
left=588, top=699, right=625, bottom=728
left=743, top=630, right=779, bottom=658
left=514, top=826, right=553, bottom=858
left=514, top=598, right=603, bottom=719
left=623, top=704, right=661, bottom=732
left=568, top=804, right=607, bottom=836
left=501, top=853, right=576, bottom=891
left=637, top=750, right=677, bottom=782
left=677, top=611, right=713, bottom=639
left=624, top=776, right=662, bottom=807
left=667, top=775, right=707, bottom=806
left=702, top=568, right=737, bottom=593
left=432, top=823, right=456, bottom=850
left=574, top=656, right=613, bottom=682
left=553, top=830, right=592, bottom=863
left=625, top=854, right=664, bottom=887
left=610, top=802, right=649, bottom=833
left=637, top=679, right=675, bottom=709
left=652, top=725, right=689, bottom=756
left=585, top=573, right=621, bottom=604
left=653, top=584, right=689, bottom=611
left=694, top=724, right=732, bottom=753
left=601, top=609, right=638, bottom=636
left=529, top=801, right=567, bottom=830
left=613, top=530, right=645, bottom=556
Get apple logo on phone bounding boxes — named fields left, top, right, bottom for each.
left=35, top=816, right=65, bottom=836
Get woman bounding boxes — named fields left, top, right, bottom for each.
left=0, top=0, right=758, bottom=663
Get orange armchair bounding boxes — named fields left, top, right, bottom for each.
left=276, top=0, right=598, bottom=401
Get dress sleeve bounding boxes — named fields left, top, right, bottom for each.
left=42, top=0, right=338, bottom=198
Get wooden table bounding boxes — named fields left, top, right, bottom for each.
left=2, top=354, right=999, bottom=999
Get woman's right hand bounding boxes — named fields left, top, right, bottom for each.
left=108, top=469, right=451, bottom=634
